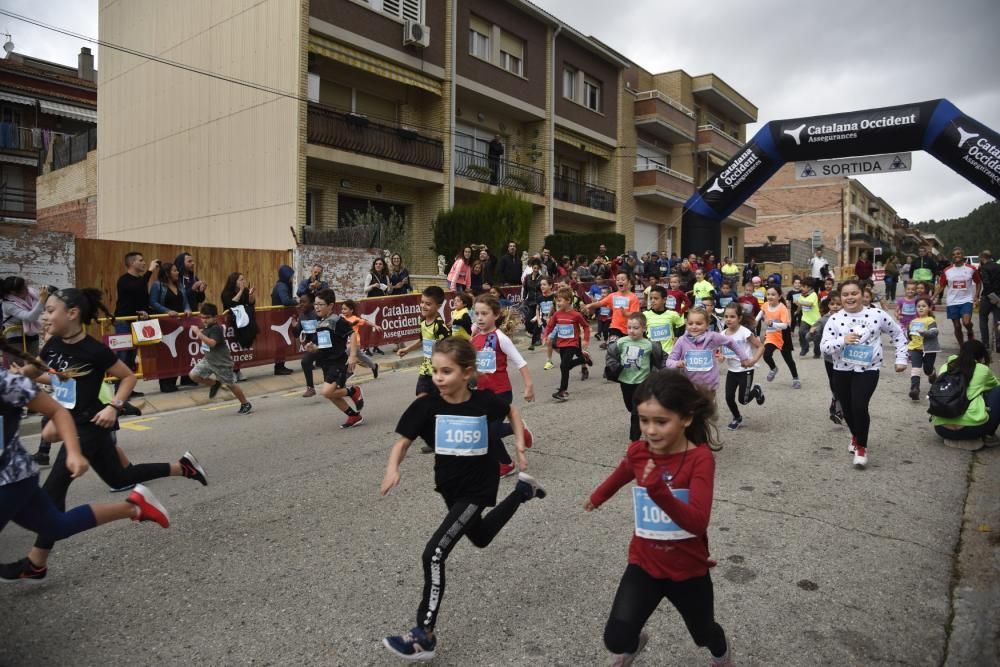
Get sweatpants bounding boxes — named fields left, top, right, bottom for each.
left=35, top=425, right=171, bottom=551
left=619, top=382, right=641, bottom=441
left=604, top=564, right=728, bottom=658
left=0, top=475, right=97, bottom=541
left=909, top=350, right=937, bottom=376
left=798, top=322, right=820, bottom=356
left=831, top=370, right=880, bottom=448
left=558, top=346, right=585, bottom=392
left=724, top=370, right=763, bottom=420
left=417, top=491, right=524, bottom=631
left=763, top=343, right=799, bottom=379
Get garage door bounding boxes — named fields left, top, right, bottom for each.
left=634, top=221, right=660, bottom=255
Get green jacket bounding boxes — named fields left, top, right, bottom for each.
left=931, top=356, right=1000, bottom=427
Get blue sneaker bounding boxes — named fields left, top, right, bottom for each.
left=382, top=627, right=436, bottom=661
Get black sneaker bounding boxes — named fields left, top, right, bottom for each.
left=420, top=444, right=434, bottom=454
left=727, top=417, right=743, bottom=431
left=350, top=385, right=365, bottom=411
left=121, top=402, right=143, bottom=417
left=754, top=386, right=765, bottom=406
left=179, top=451, right=208, bottom=486
left=238, top=402, right=253, bottom=415
left=209, top=381, right=222, bottom=399
left=373, top=363, right=380, bottom=379
left=515, top=472, right=547, bottom=501
left=274, top=367, right=293, bottom=376
left=0, top=557, right=47, bottom=584
left=31, top=452, right=50, bottom=466
left=552, top=390, right=568, bottom=402
left=581, top=366, right=589, bottom=381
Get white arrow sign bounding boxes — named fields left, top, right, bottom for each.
left=795, top=152, right=912, bottom=180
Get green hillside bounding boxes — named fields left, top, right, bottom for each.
left=914, top=200, right=1000, bottom=253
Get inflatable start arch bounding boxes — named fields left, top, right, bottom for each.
left=681, top=99, right=1000, bottom=256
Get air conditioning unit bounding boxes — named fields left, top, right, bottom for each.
left=403, top=20, right=430, bottom=48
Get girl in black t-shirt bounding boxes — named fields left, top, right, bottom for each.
left=0, top=288, right=208, bottom=583
left=379, top=337, right=546, bottom=662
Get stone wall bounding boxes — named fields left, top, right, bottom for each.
left=36, top=150, right=97, bottom=237
left=294, top=245, right=383, bottom=301
left=0, top=223, right=76, bottom=289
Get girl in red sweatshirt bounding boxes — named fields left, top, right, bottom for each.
left=585, top=370, right=732, bottom=666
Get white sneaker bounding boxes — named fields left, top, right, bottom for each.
left=611, top=632, right=648, bottom=666
left=848, top=437, right=857, bottom=454
left=853, top=446, right=868, bottom=469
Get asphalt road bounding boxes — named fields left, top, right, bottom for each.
left=0, top=335, right=982, bottom=666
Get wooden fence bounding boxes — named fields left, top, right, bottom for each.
left=75, top=239, right=292, bottom=311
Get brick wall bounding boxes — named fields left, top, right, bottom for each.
left=35, top=150, right=97, bottom=237
left=294, top=245, right=382, bottom=301
left=0, top=223, right=76, bottom=289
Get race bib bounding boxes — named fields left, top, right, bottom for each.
left=666, top=296, right=677, bottom=309
left=556, top=323, right=575, bottom=339
left=952, top=280, right=968, bottom=290
left=801, top=303, right=813, bottom=311
left=540, top=301, right=553, bottom=315
left=753, top=289, right=765, bottom=302
left=843, top=343, right=874, bottom=366
left=649, top=324, right=672, bottom=342
left=200, top=342, right=211, bottom=354
left=476, top=349, right=497, bottom=373
left=300, top=319, right=317, bottom=334
left=599, top=307, right=611, bottom=316
left=316, top=331, right=332, bottom=349
left=721, top=345, right=738, bottom=358
left=50, top=375, right=77, bottom=410
left=901, top=302, right=916, bottom=316
left=684, top=350, right=713, bottom=372
left=422, top=338, right=434, bottom=358
left=623, top=345, right=644, bottom=368
left=613, top=296, right=629, bottom=309
left=909, top=321, right=926, bottom=334
left=742, top=302, right=753, bottom=314
left=792, top=293, right=801, bottom=303
left=719, top=297, right=733, bottom=307
left=632, top=487, right=694, bottom=541
left=434, top=415, right=488, bottom=456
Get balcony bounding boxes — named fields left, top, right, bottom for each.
left=307, top=104, right=443, bottom=171
left=632, top=160, right=694, bottom=206
left=691, top=74, right=758, bottom=124
left=454, top=147, right=544, bottom=195
left=696, top=125, right=744, bottom=161
left=849, top=232, right=874, bottom=246
left=554, top=175, right=616, bottom=213
left=633, top=91, right=697, bottom=144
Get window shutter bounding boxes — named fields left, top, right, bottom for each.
left=499, top=31, right=523, bottom=60
left=401, top=0, right=421, bottom=22
left=382, top=0, right=401, bottom=18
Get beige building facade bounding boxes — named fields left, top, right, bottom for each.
left=97, top=0, right=758, bottom=272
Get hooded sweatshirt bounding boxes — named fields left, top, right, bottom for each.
left=174, top=253, right=205, bottom=307
left=271, top=265, right=296, bottom=307
left=666, top=331, right=749, bottom=391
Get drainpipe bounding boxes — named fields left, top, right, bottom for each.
left=448, top=0, right=457, bottom=208
left=548, top=24, right=562, bottom=236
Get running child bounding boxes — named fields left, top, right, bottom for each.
left=0, top=288, right=205, bottom=583
left=398, top=286, right=450, bottom=400
left=644, top=286, right=685, bottom=356
left=666, top=307, right=752, bottom=404
left=187, top=303, right=252, bottom=413
left=534, top=278, right=555, bottom=370
left=606, top=312, right=663, bottom=441
left=691, top=270, right=715, bottom=304
left=796, top=280, right=821, bottom=358
left=341, top=299, right=383, bottom=378
left=379, top=338, right=546, bottom=662
left=820, top=280, right=908, bottom=469
left=761, top=286, right=801, bottom=389
left=471, top=294, right=536, bottom=478
left=666, top=275, right=691, bottom=316
left=720, top=302, right=765, bottom=431
left=737, top=282, right=761, bottom=322
left=449, top=292, right=474, bottom=341
left=294, top=293, right=320, bottom=397
left=786, top=276, right=803, bottom=337
left=717, top=282, right=736, bottom=309
left=895, top=281, right=918, bottom=332
left=304, top=289, right=363, bottom=429
left=906, top=296, right=940, bottom=401
left=546, top=287, right=593, bottom=402
left=810, top=293, right=845, bottom=424
left=586, top=272, right=641, bottom=343
left=596, top=284, right=613, bottom=349
left=0, top=359, right=169, bottom=584
left=585, top=371, right=734, bottom=667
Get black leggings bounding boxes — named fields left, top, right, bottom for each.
left=488, top=390, right=514, bottom=465
left=831, top=370, right=880, bottom=448
left=619, top=383, right=641, bottom=441
left=604, top=565, right=727, bottom=658
left=558, top=346, right=584, bottom=391
left=301, top=351, right=318, bottom=388
left=36, top=425, right=172, bottom=550
left=763, top=343, right=798, bottom=379
left=417, top=492, right=523, bottom=631
left=724, top=370, right=762, bottom=420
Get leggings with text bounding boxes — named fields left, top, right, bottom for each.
left=604, top=565, right=728, bottom=658
left=35, top=425, right=171, bottom=551
left=558, top=346, right=585, bottom=391
left=831, top=370, right=880, bottom=448
left=763, top=343, right=799, bottom=379
left=0, top=475, right=97, bottom=541
left=619, top=382, right=641, bottom=441
left=724, top=370, right=763, bottom=420
left=417, top=492, right=523, bottom=631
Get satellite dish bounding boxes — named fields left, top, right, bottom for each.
left=2, top=34, right=13, bottom=57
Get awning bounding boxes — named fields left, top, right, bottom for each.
left=39, top=100, right=97, bottom=123
left=0, top=91, right=36, bottom=106
left=308, top=35, right=442, bottom=97
left=0, top=153, right=37, bottom=166
left=554, top=127, right=613, bottom=160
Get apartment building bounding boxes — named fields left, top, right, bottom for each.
left=0, top=44, right=96, bottom=226
left=620, top=65, right=757, bottom=259
left=97, top=0, right=756, bottom=271
left=747, top=163, right=905, bottom=270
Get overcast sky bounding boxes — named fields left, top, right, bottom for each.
left=3, top=0, right=998, bottom=222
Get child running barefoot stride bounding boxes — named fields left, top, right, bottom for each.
left=720, top=303, right=766, bottom=431
left=304, top=289, right=363, bottom=429
left=380, top=338, right=546, bottom=662
left=585, top=371, right=734, bottom=667
left=188, top=303, right=252, bottom=413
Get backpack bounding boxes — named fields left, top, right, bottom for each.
left=927, top=369, right=970, bottom=418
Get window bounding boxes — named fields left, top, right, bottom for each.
left=727, top=236, right=736, bottom=259
left=376, top=0, right=422, bottom=22
left=636, top=144, right=670, bottom=171
left=583, top=76, right=601, bottom=112
left=500, top=51, right=522, bottom=76
left=563, top=67, right=578, bottom=101
left=499, top=31, right=524, bottom=76
left=469, top=15, right=491, bottom=59
left=705, top=112, right=726, bottom=131
left=319, top=81, right=398, bottom=123
left=456, top=122, right=493, bottom=156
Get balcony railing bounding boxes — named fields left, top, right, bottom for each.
left=633, top=91, right=697, bottom=144
left=307, top=104, right=443, bottom=171
left=0, top=123, right=38, bottom=152
left=553, top=174, right=616, bottom=213
left=849, top=232, right=874, bottom=246
left=454, top=146, right=544, bottom=195
left=633, top=90, right=695, bottom=118
left=52, top=128, right=97, bottom=171
left=697, top=124, right=744, bottom=158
